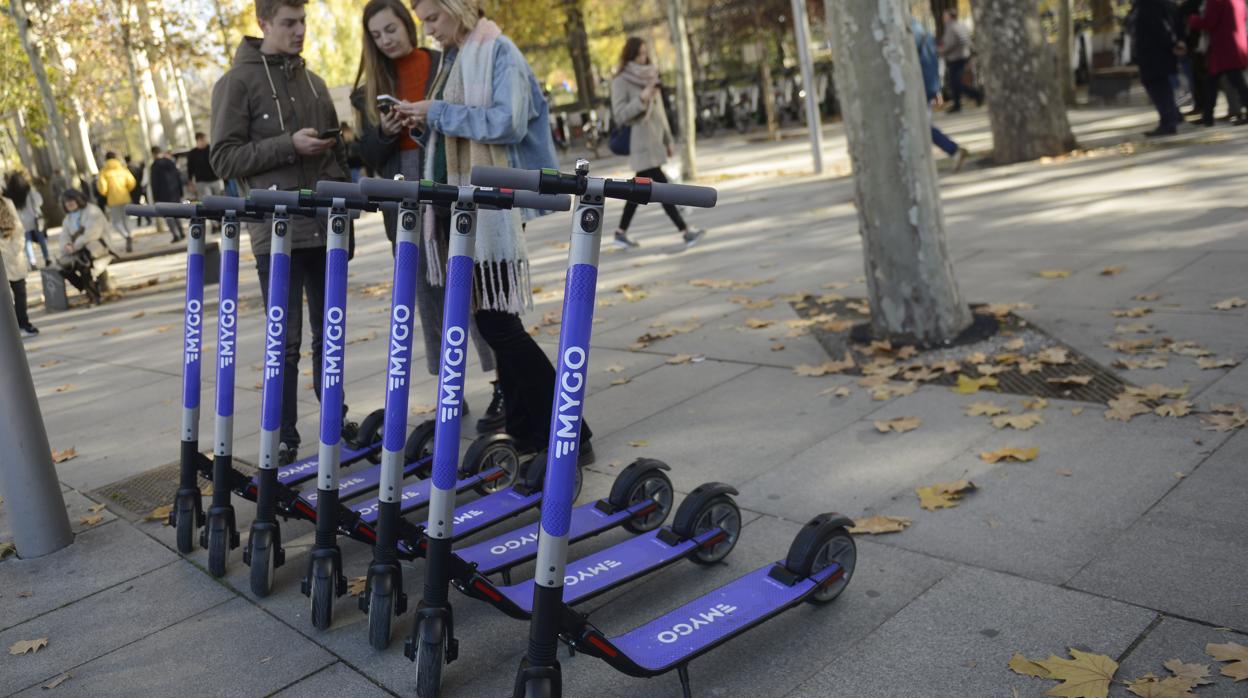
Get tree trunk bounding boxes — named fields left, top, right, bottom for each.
left=1089, top=0, right=1116, bottom=67
left=10, top=0, right=77, bottom=179
left=973, top=0, right=1076, bottom=164
left=135, top=0, right=177, bottom=147
left=562, top=0, right=595, bottom=109
left=759, top=50, right=779, bottom=140
left=666, top=0, right=697, bottom=179
left=825, top=0, right=971, bottom=345
left=1058, top=0, right=1076, bottom=105
left=123, top=27, right=155, bottom=199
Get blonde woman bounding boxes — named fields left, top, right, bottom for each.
left=609, top=37, right=705, bottom=250
left=399, top=0, right=594, bottom=460
left=1, top=192, right=38, bottom=335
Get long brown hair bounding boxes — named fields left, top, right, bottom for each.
left=617, top=37, right=645, bottom=73
left=352, top=0, right=421, bottom=129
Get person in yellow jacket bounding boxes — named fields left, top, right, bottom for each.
left=96, top=151, right=137, bottom=252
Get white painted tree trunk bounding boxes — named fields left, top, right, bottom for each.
left=666, top=0, right=697, bottom=179
left=973, top=0, right=1077, bottom=163
left=825, top=0, right=971, bottom=345
left=11, top=0, right=77, bottom=179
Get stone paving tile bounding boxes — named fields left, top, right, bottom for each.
left=272, top=661, right=394, bottom=697
left=1110, top=617, right=1248, bottom=697
left=10, top=597, right=334, bottom=698
left=788, top=566, right=1156, bottom=698
left=0, top=561, right=233, bottom=693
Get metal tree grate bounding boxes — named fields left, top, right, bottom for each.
left=794, top=296, right=1132, bottom=405
left=92, top=458, right=255, bottom=520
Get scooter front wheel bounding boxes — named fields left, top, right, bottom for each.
left=414, top=629, right=445, bottom=698
left=206, top=518, right=230, bottom=577
left=248, top=535, right=276, bottom=597
left=367, top=583, right=395, bottom=650
left=174, top=494, right=198, bottom=554
left=310, top=573, right=334, bottom=630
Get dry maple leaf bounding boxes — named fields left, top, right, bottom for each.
left=1100, top=266, right=1126, bottom=276
left=1010, top=652, right=1053, bottom=678
left=1023, top=398, right=1050, bottom=410
left=50, top=447, right=77, bottom=463
left=1107, top=338, right=1156, bottom=354
left=966, top=401, right=1010, bottom=417
left=1111, top=307, right=1152, bottom=318
left=977, top=302, right=1033, bottom=317
left=821, top=385, right=852, bottom=398
left=1210, top=297, right=1248, bottom=311
left=1105, top=397, right=1152, bottom=422
left=53, top=384, right=75, bottom=393
left=605, top=364, right=625, bottom=373
left=1113, top=357, right=1169, bottom=370
left=1210, top=403, right=1245, bottom=414
left=42, top=674, right=70, bottom=689
left=770, top=343, right=785, bottom=352
left=915, top=479, right=977, bottom=511
left=78, top=514, right=104, bottom=526
left=874, top=416, right=922, bottom=434
left=1115, top=323, right=1154, bottom=334
left=1154, top=401, right=1193, bottom=418
left=976, top=364, right=1009, bottom=376
left=980, top=447, right=1039, bottom=463
left=39, top=359, right=62, bottom=368
left=966, top=351, right=988, bottom=364
left=1134, top=292, right=1162, bottom=301
left=903, top=365, right=941, bottom=381
left=793, top=355, right=855, bottom=377
left=628, top=439, right=649, bottom=448
left=1048, top=375, right=1093, bottom=388
left=896, top=345, right=918, bottom=360
left=1033, top=648, right=1118, bottom=698
left=1038, top=269, right=1073, bottom=279
left=1197, top=357, right=1238, bottom=370
left=88, top=503, right=106, bottom=513
left=0, top=541, right=15, bottom=560
left=610, top=377, right=631, bottom=386
left=953, top=375, right=999, bottom=394
left=847, top=515, right=912, bottom=534
left=1071, top=407, right=1085, bottom=416
left=1127, top=384, right=1188, bottom=401
left=1056, top=468, right=1074, bottom=477
left=1124, top=674, right=1197, bottom=698
left=1004, top=338, right=1027, bottom=351
left=101, top=327, right=122, bottom=336
left=743, top=318, right=774, bottom=329
left=992, top=412, right=1046, bottom=430
left=1206, top=641, right=1248, bottom=681
left=1018, top=359, right=1044, bottom=375
left=666, top=354, right=694, bottom=365
left=1036, top=347, right=1071, bottom=365
left=871, top=382, right=917, bottom=401
left=1161, top=659, right=1212, bottom=687
left=9, top=637, right=49, bottom=655
left=145, top=504, right=173, bottom=522
left=347, top=576, right=367, bottom=596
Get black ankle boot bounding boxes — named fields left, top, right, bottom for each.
left=476, top=381, right=506, bottom=433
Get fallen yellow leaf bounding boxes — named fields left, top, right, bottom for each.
left=1154, top=401, right=1192, bottom=418
left=1197, top=357, right=1238, bottom=370
left=0, top=542, right=15, bottom=560
left=1038, top=269, right=1072, bottom=279
left=820, top=385, right=852, bottom=398
left=743, top=318, right=774, bottom=329
left=1126, top=384, right=1188, bottom=401
left=1113, top=357, right=1168, bottom=370
left=101, top=327, right=122, bottom=336
left=793, top=354, right=855, bottom=377
left=1161, top=659, right=1212, bottom=687
left=847, top=515, right=912, bottom=534
left=1210, top=297, right=1248, bottom=311
left=980, top=447, right=1039, bottom=463
left=1033, top=648, right=1118, bottom=698
left=915, top=480, right=977, bottom=511
left=770, top=343, right=785, bottom=352
left=1110, top=307, right=1152, bottom=318
left=42, top=673, right=70, bottom=689
left=976, top=364, right=1009, bottom=376
left=966, top=401, right=1010, bottom=417
left=628, top=439, right=649, bottom=448
left=610, top=377, right=631, bottom=386
left=53, top=384, right=75, bottom=393
left=145, top=504, right=173, bottom=522
left=605, top=364, right=625, bottom=373
left=1048, top=375, right=1093, bottom=387
left=51, top=447, right=77, bottom=463
left=1004, top=338, right=1027, bottom=351
left=1206, top=641, right=1248, bottom=681
left=1123, top=673, right=1197, bottom=697
left=992, top=412, right=1045, bottom=430
left=1035, top=347, right=1071, bottom=365
left=88, top=503, right=106, bottom=513
left=952, top=375, right=998, bottom=394
left=1009, top=652, right=1053, bottom=678
left=666, top=354, right=694, bottom=365
left=874, top=416, right=922, bottom=434
left=9, top=637, right=49, bottom=655
left=1115, top=322, right=1154, bottom=334
left=347, top=576, right=367, bottom=596
left=1134, top=292, right=1162, bottom=301
left=1018, top=359, right=1044, bottom=375
left=1100, top=266, right=1126, bottom=276
left=1023, top=398, right=1050, bottom=410
left=78, top=515, right=104, bottom=526
left=1105, top=397, right=1152, bottom=422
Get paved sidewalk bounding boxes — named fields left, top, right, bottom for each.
left=3, top=103, right=1247, bottom=696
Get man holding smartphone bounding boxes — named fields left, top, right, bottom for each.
left=210, top=0, right=348, bottom=465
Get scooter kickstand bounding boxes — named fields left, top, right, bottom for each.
left=677, top=664, right=693, bottom=698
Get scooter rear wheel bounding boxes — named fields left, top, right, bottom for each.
left=310, top=574, right=334, bottom=630
left=786, top=523, right=856, bottom=605
left=175, top=496, right=197, bottom=554
left=405, top=419, right=437, bottom=475
left=463, top=434, right=523, bottom=495
left=609, top=459, right=675, bottom=534
left=673, top=492, right=741, bottom=565
left=368, top=583, right=395, bottom=650
left=358, top=408, right=386, bottom=463
left=414, top=632, right=445, bottom=698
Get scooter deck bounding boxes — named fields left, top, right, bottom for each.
left=487, top=528, right=720, bottom=619
left=274, top=441, right=377, bottom=488
left=606, top=562, right=843, bottom=673
left=351, top=467, right=511, bottom=525
left=299, top=454, right=430, bottom=508
left=456, top=498, right=655, bottom=576
left=394, top=487, right=544, bottom=557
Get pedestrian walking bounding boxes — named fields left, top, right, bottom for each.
left=1188, top=0, right=1248, bottom=125
left=914, top=18, right=969, bottom=170
left=3, top=171, right=50, bottom=267
left=149, top=146, right=186, bottom=242
left=55, top=189, right=113, bottom=305
left=351, top=0, right=503, bottom=431
left=399, top=0, right=594, bottom=460
left=608, top=37, right=705, bottom=250
left=1133, top=0, right=1185, bottom=135
left=186, top=132, right=224, bottom=199
left=940, top=9, right=985, bottom=112
left=1, top=193, right=38, bottom=336
left=209, top=0, right=350, bottom=465
left=95, top=152, right=137, bottom=252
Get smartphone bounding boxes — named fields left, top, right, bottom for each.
left=377, top=94, right=400, bottom=114
left=317, top=127, right=341, bottom=140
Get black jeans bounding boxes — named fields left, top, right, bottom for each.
left=60, top=259, right=99, bottom=301
left=1141, top=68, right=1181, bottom=131
left=255, top=246, right=327, bottom=448
left=475, top=309, right=593, bottom=454
left=617, top=167, right=687, bottom=233
left=947, top=59, right=983, bottom=110
left=1201, top=68, right=1248, bottom=124
left=10, top=280, right=30, bottom=329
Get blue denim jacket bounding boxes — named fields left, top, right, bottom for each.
left=912, top=19, right=942, bottom=101
left=426, top=37, right=558, bottom=207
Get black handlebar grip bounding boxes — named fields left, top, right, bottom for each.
left=200, top=196, right=248, bottom=212
left=359, top=177, right=420, bottom=201
left=125, top=204, right=158, bottom=217
left=248, top=189, right=301, bottom=207
left=155, top=203, right=200, bottom=218
left=470, top=166, right=541, bottom=192
left=378, top=201, right=399, bottom=215
left=315, top=180, right=363, bottom=199
left=511, top=189, right=571, bottom=211
left=649, top=181, right=717, bottom=208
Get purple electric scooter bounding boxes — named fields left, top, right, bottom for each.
left=473, top=163, right=858, bottom=698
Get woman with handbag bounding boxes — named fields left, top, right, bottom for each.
left=55, top=189, right=112, bottom=305
left=609, top=37, right=705, bottom=250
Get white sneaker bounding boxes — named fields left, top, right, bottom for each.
left=682, top=228, right=706, bottom=248
left=613, top=231, right=639, bottom=249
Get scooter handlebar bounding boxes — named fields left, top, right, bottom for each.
left=358, top=176, right=419, bottom=201
left=470, top=166, right=540, bottom=192
left=510, top=189, right=571, bottom=212
left=314, top=180, right=362, bottom=199
left=154, top=203, right=200, bottom=219
left=248, top=188, right=301, bottom=208
left=200, top=196, right=248, bottom=213
left=647, top=180, right=717, bottom=208
left=125, top=204, right=158, bottom=218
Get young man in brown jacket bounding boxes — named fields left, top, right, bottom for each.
left=209, top=0, right=348, bottom=464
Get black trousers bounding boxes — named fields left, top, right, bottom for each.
left=1141, top=68, right=1181, bottom=130
left=1201, top=68, right=1248, bottom=124
left=947, top=58, right=983, bottom=109
left=617, top=167, right=687, bottom=233
left=60, top=261, right=99, bottom=301
left=10, top=280, right=30, bottom=329
left=255, top=246, right=327, bottom=448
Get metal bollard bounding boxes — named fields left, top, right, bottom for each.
left=0, top=253, right=74, bottom=558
